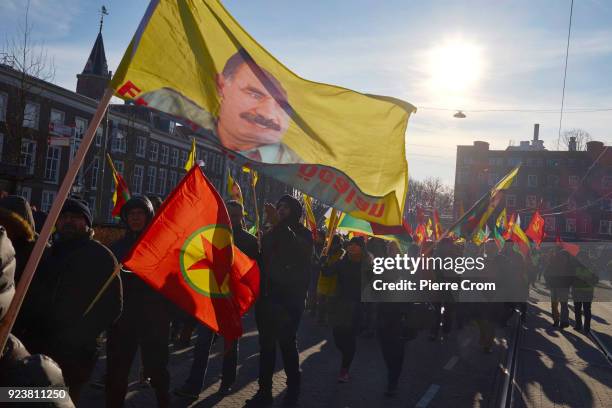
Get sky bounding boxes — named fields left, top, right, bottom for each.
left=1, top=0, right=611, bottom=186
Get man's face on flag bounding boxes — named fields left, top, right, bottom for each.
left=217, top=63, right=290, bottom=151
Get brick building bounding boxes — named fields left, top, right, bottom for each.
left=454, top=125, right=612, bottom=241
left=0, top=28, right=292, bottom=225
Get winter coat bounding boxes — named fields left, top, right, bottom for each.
left=0, top=207, right=37, bottom=283
left=544, top=250, right=574, bottom=290
left=260, top=220, right=313, bottom=307
left=317, top=248, right=344, bottom=296
left=0, top=334, right=74, bottom=407
left=233, top=226, right=260, bottom=261
left=572, top=256, right=598, bottom=302
left=325, top=254, right=371, bottom=329
left=19, top=231, right=123, bottom=360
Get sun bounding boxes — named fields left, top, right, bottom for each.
left=427, top=39, right=484, bottom=95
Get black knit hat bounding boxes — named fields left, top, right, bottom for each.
left=61, top=198, right=93, bottom=227
left=276, top=194, right=302, bottom=225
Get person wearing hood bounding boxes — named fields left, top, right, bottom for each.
left=324, top=236, right=371, bottom=383
left=105, top=196, right=171, bottom=407
left=0, top=195, right=37, bottom=282
left=246, top=195, right=313, bottom=407
left=0, top=226, right=75, bottom=408
left=16, top=198, right=122, bottom=402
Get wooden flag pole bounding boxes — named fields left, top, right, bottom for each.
left=83, top=262, right=122, bottom=317
left=0, top=88, right=114, bottom=351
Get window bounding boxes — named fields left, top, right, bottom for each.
left=113, top=160, right=124, bottom=178
left=169, top=121, right=176, bottom=134
left=17, top=186, right=31, bottom=203
left=580, top=218, right=589, bottom=234
left=180, top=150, right=188, bottom=167
left=20, top=140, right=36, bottom=175
left=566, top=218, right=576, bottom=233
left=169, top=170, right=178, bottom=189
left=41, top=190, right=56, bottom=213
left=602, top=176, right=612, bottom=188
left=95, top=126, right=103, bottom=147
left=526, top=195, right=537, bottom=208
left=0, top=92, right=7, bottom=121
left=157, top=168, right=167, bottom=195
left=568, top=175, right=579, bottom=187
left=149, top=142, right=159, bottom=161
left=91, top=157, right=100, bottom=189
left=600, top=198, right=612, bottom=212
left=599, top=220, right=612, bottom=235
left=49, top=109, right=65, bottom=133
left=544, top=217, right=556, bottom=233
left=74, top=117, right=88, bottom=140
left=44, top=146, right=61, bottom=183
left=147, top=166, right=157, bottom=193
left=136, top=136, right=147, bottom=157
left=506, top=194, right=516, bottom=208
left=171, top=148, right=179, bottom=167
left=22, top=101, right=40, bottom=129
left=160, top=145, right=169, bottom=164
left=487, top=173, right=498, bottom=186
left=527, top=175, right=537, bottom=187
left=547, top=175, right=559, bottom=187
left=88, top=197, right=96, bottom=218
left=132, top=165, right=144, bottom=194
left=111, top=126, right=127, bottom=153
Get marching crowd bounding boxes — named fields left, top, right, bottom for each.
left=0, top=193, right=608, bottom=407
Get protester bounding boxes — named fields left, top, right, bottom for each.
left=0, top=195, right=37, bottom=282
left=572, top=250, right=598, bottom=334
left=175, top=200, right=259, bottom=399
left=0, top=226, right=75, bottom=408
left=323, top=236, right=371, bottom=383
left=544, top=247, right=573, bottom=328
left=429, top=238, right=460, bottom=340
left=14, top=198, right=122, bottom=402
left=246, top=195, right=313, bottom=407
left=105, top=196, right=171, bottom=407
left=316, top=235, right=343, bottom=325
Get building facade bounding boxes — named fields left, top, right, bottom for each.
left=454, top=125, right=612, bottom=241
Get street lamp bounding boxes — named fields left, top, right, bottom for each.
left=454, top=110, right=466, bottom=119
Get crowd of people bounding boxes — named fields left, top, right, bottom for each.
left=0, top=192, right=608, bottom=407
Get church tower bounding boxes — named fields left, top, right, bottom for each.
left=76, top=7, right=111, bottom=100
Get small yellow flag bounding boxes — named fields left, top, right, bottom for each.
left=184, top=138, right=196, bottom=171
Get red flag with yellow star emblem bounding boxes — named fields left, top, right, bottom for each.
left=123, top=165, right=259, bottom=339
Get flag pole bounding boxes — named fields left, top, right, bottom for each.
left=0, top=87, right=115, bottom=351
left=250, top=170, right=261, bottom=243
left=106, top=152, right=119, bottom=175
left=83, top=262, right=122, bottom=317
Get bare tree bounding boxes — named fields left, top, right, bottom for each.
left=405, top=176, right=454, bottom=224
left=1, top=0, right=55, bottom=191
left=561, top=128, right=592, bottom=151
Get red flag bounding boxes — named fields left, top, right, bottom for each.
left=414, top=223, right=426, bottom=244
left=370, top=218, right=412, bottom=237
left=123, top=166, right=259, bottom=339
left=503, top=213, right=517, bottom=240
left=416, top=206, right=425, bottom=225
left=108, top=154, right=131, bottom=218
left=433, top=209, right=443, bottom=240
left=525, top=210, right=545, bottom=247
left=555, top=234, right=580, bottom=257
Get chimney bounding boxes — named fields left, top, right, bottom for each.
left=568, top=136, right=577, bottom=152
left=533, top=124, right=540, bottom=141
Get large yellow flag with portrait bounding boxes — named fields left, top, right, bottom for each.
left=110, top=0, right=415, bottom=225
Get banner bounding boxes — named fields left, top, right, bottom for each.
left=109, top=0, right=415, bottom=225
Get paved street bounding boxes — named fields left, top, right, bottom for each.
left=78, top=294, right=612, bottom=408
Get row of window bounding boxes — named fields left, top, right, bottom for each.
left=458, top=171, right=609, bottom=189
left=464, top=156, right=588, bottom=168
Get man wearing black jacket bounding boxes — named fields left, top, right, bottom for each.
left=105, top=196, right=171, bottom=407
left=18, top=198, right=122, bottom=402
left=246, top=195, right=313, bottom=407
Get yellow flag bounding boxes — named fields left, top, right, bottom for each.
left=184, top=138, right=196, bottom=171
left=227, top=172, right=244, bottom=207
left=109, top=0, right=415, bottom=226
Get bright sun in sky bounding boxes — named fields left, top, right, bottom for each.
left=427, top=39, right=485, bottom=96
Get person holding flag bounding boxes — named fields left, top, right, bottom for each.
left=105, top=196, right=172, bottom=408
left=18, top=199, right=122, bottom=402
left=175, top=200, right=259, bottom=399
left=246, top=195, right=313, bottom=407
